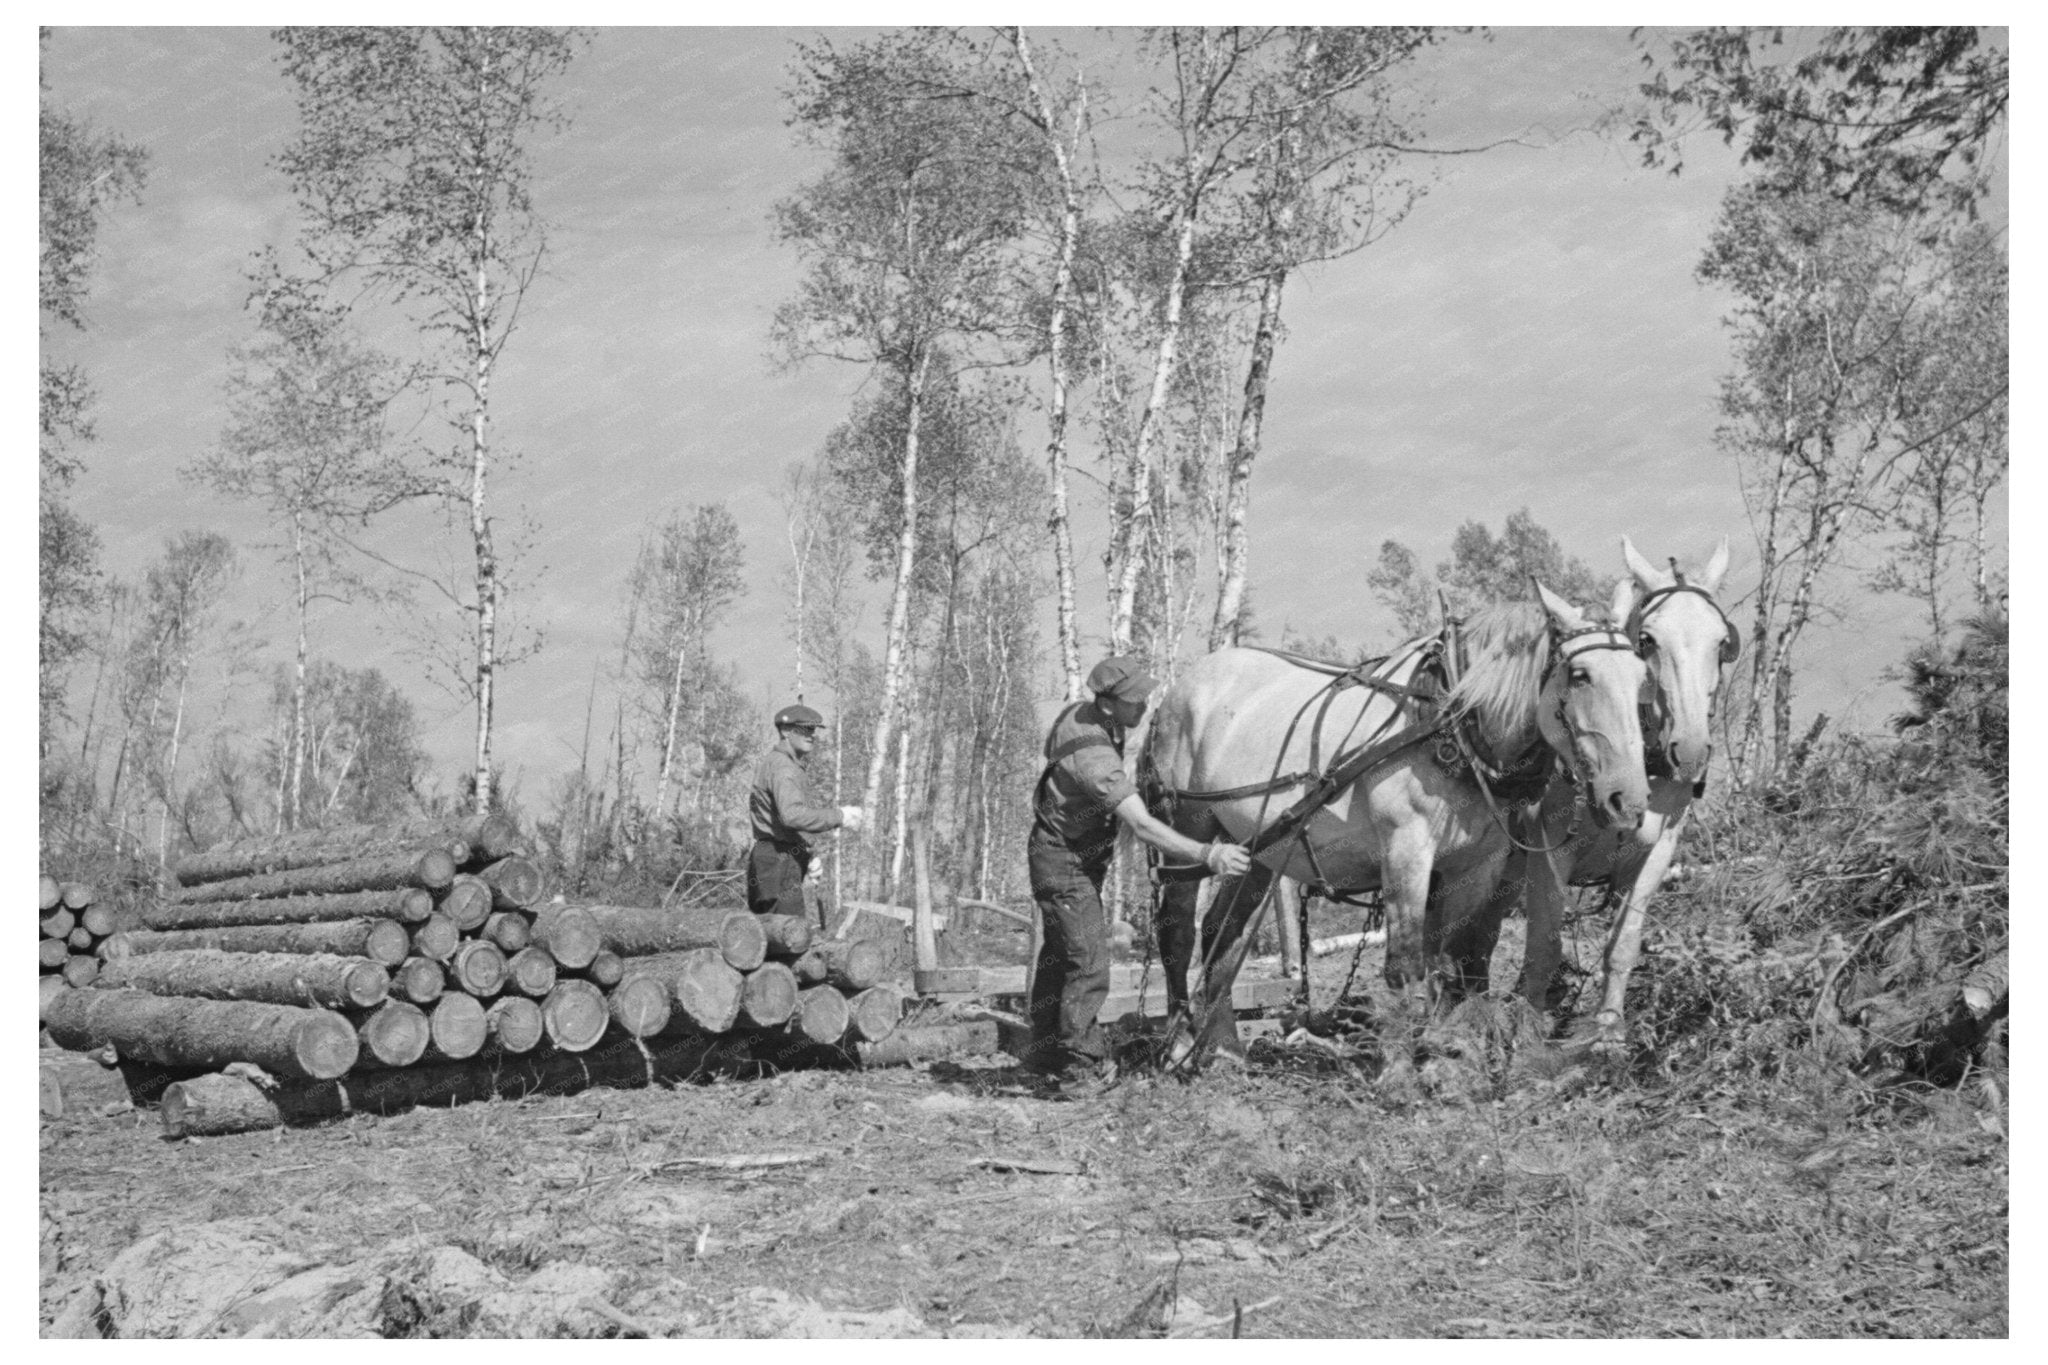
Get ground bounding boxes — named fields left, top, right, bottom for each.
left=38, top=912, right=2009, bottom=1338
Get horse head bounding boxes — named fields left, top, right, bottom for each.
left=1534, top=581, right=1651, bottom=831
left=1619, top=535, right=1740, bottom=785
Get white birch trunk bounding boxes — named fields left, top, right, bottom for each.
left=1209, top=268, right=1286, bottom=650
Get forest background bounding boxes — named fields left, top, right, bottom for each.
left=34, top=26, right=2008, bottom=912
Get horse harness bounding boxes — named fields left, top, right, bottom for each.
left=1624, top=565, right=1740, bottom=787
left=1148, top=616, right=1638, bottom=902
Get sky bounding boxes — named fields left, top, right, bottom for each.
left=31, top=25, right=2010, bottom=808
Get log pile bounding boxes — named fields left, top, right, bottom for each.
left=39, top=818, right=913, bottom=1136
left=40, top=876, right=114, bottom=991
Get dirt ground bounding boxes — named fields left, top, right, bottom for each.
left=38, top=913, right=2008, bottom=1338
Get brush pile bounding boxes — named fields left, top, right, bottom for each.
left=40, top=876, right=115, bottom=994
left=38, top=816, right=914, bottom=1137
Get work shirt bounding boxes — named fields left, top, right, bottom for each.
left=748, top=738, right=843, bottom=850
left=1032, top=700, right=1138, bottom=854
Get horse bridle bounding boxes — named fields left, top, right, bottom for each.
left=1623, top=568, right=1740, bottom=772
left=1540, top=621, right=1642, bottom=795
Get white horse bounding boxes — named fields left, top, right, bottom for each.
left=1436, top=538, right=1741, bottom=1042
left=1144, top=585, right=1652, bottom=1060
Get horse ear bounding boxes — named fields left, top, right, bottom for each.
left=1621, top=536, right=1670, bottom=591
left=1701, top=535, right=1731, bottom=593
left=1533, top=580, right=1585, bottom=630
left=1609, top=577, right=1637, bottom=624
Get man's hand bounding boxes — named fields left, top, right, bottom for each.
left=1203, top=841, right=1252, bottom=878
left=838, top=805, right=867, bottom=832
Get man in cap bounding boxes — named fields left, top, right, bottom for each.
left=748, top=703, right=864, bottom=921
left=1025, top=654, right=1251, bottom=1092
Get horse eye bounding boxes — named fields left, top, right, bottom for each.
left=1569, top=667, right=1591, bottom=687
left=1637, top=636, right=1658, bottom=657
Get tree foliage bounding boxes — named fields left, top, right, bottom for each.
left=1369, top=508, right=1606, bottom=641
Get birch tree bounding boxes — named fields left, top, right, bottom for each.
left=774, top=32, right=1034, bottom=893
left=273, top=26, right=583, bottom=814
left=629, top=505, right=746, bottom=824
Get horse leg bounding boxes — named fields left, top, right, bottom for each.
left=1163, top=861, right=1277, bottom=1066
left=1436, top=850, right=1517, bottom=1001
left=1590, top=814, right=1682, bottom=1041
left=1157, top=877, right=1200, bottom=1016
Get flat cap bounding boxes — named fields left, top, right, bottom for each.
left=774, top=703, right=825, bottom=729
left=1086, top=654, right=1158, bottom=702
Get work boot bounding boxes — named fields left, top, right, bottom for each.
left=1049, top=1058, right=1118, bottom=1100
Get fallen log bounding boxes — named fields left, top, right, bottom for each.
left=102, top=919, right=411, bottom=968
left=479, top=856, right=547, bottom=911
left=630, top=949, right=744, bottom=1034
left=390, top=956, right=446, bottom=1006
left=410, top=913, right=460, bottom=963
left=485, top=996, right=544, bottom=1055
left=61, top=882, right=97, bottom=911
left=505, top=946, right=559, bottom=998
left=141, top=887, right=435, bottom=931
left=755, top=913, right=814, bottom=958
left=39, top=974, right=69, bottom=1020
left=606, top=975, right=672, bottom=1038
left=44, top=988, right=358, bottom=1080
left=355, top=1000, right=430, bottom=1068
left=435, top=876, right=494, bottom=932
left=67, top=926, right=95, bottom=952
left=454, top=812, right=526, bottom=863
left=40, top=874, right=62, bottom=912
left=788, top=985, right=850, bottom=1046
left=765, top=1018, right=1002, bottom=1072
left=844, top=986, right=903, bottom=1044
left=39, top=938, right=72, bottom=971
left=80, top=903, right=120, bottom=937
left=61, top=955, right=100, bottom=988
left=41, top=907, right=76, bottom=939
left=96, top=949, right=390, bottom=1011
left=425, top=993, right=487, bottom=1062
left=542, top=979, right=609, bottom=1052
left=172, top=849, right=457, bottom=904
left=482, top=911, right=531, bottom=954
left=579, top=904, right=766, bottom=971
left=583, top=950, right=625, bottom=989
left=531, top=906, right=600, bottom=970
left=791, top=937, right=892, bottom=992
left=738, top=962, right=799, bottom=1029
left=171, top=823, right=470, bottom=889
left=156, top=1031, right=755, bottom=1136
left=447, top=940, right=508, bottom=998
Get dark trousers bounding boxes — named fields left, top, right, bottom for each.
left=747, top=839, right=810, bottom=919
left=1026, top=828, right=1112, bottom=1074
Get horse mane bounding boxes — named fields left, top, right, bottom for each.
left=1445, top=600, right=1550, bottom=753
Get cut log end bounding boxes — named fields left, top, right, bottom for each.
left=391, top=956, right=446, bottom=1006
left=845, top=986, right=903, bottom=1044
left=506, top=946, right=559, bottom=998
left=39, top=874, right=62, bottom=912
left=61, top=955, right=100, bottom=988
left=739, top=962, right=800, bottom=1029
left=485, top=996, right=545, bottom=1055
left=532, top=907, right=600, bottom=970
left=356, top=1000, right=430, bottom=1068
left=482, top=911, right=531, bottom=953
left=584, top=950, right=625, bottom=989
left=755, top=912, right=814, bottom=958
left=427, top=993, right=488, bottom=1062
left=542, top=979, right=609, bottom=1052
left=791, top=985, right=851, bottom=1046
left=60, top=882, right=97, bottom=911
left=162, top=1073, right=283, bottom=1140
left=448, top=940, right=508, bottom=998
left=606, top=975, right=672, bottom=1038
left=437, top=877, right=494, bottom=932
left=410, top=914, right=460, bottom=963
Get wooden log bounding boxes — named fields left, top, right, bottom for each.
left=455, top=812, right=526, bottom=863
left=426, top=993, right=487, bottom=1062
left=41, top=907, right=77, bottom=939
left=44, top=988, right=358, bottom=1081
left=530, top=906, right=600, bottom=970
left=80, top=903, right=120, bottom=937
left=447, top=940, right=508, bottom=998
left=354, top=1000, right=430, bottom=1068
left=630, top=949, right=744, bottom=1034
left=435, top=875, right=494, bottom=932
left=39, top=973, right=70, bottom=1020
left=579, top=904, right=766, bottom=971
left=410, top=913, right=460, bottom=963
left=845, top=986, right=903, bottom=1044
left=478, top=856, right=547, bottom=911
left=156, top=1031, right=756, bottom=1136
left=756, top=913, right=814, bottom=958
left=738, top=962, right=799, bottom=1029
left=854, top=1018, right=998, bottom=1068
left=541, top=979, right=609, bottom=1052
left=61, top=955, right=100, bottom=988
left=103, top=919, right=412, bottom=968
left=482, top=911, right=531, bottom=953
left=390, top=956, right=446, bottom=1006
left=161, top=1071, right=293, bottom=1138
left=67, top=926, right=96, bottom=952
left=141, top=887, right=435, bottom=931
left=484, top=996, right=544, bottom=1055
left=791, top=937, right=892, bottom=992
left=60, top=882, right=97, bottom=910
left=40, top=938, right=72, bottom=971
left=172, top=849, right=457, bottom=904
left=170, top=821, right=470, bottom=887
left=789, top=985, right=850, bottom=1046
left=96, top=949, right=390, bottom=1010
left=40, top=874, right=62, bottom=912
left=584, top=950, right=625, bottom=988
left=505, top=946, right=559, bottom=998
left=606, top=975, right=672, bottom=1038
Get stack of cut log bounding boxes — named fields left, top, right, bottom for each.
left=40, top=876, right=115, bottom=996
left=38, top=816, right=923, bottom=1137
